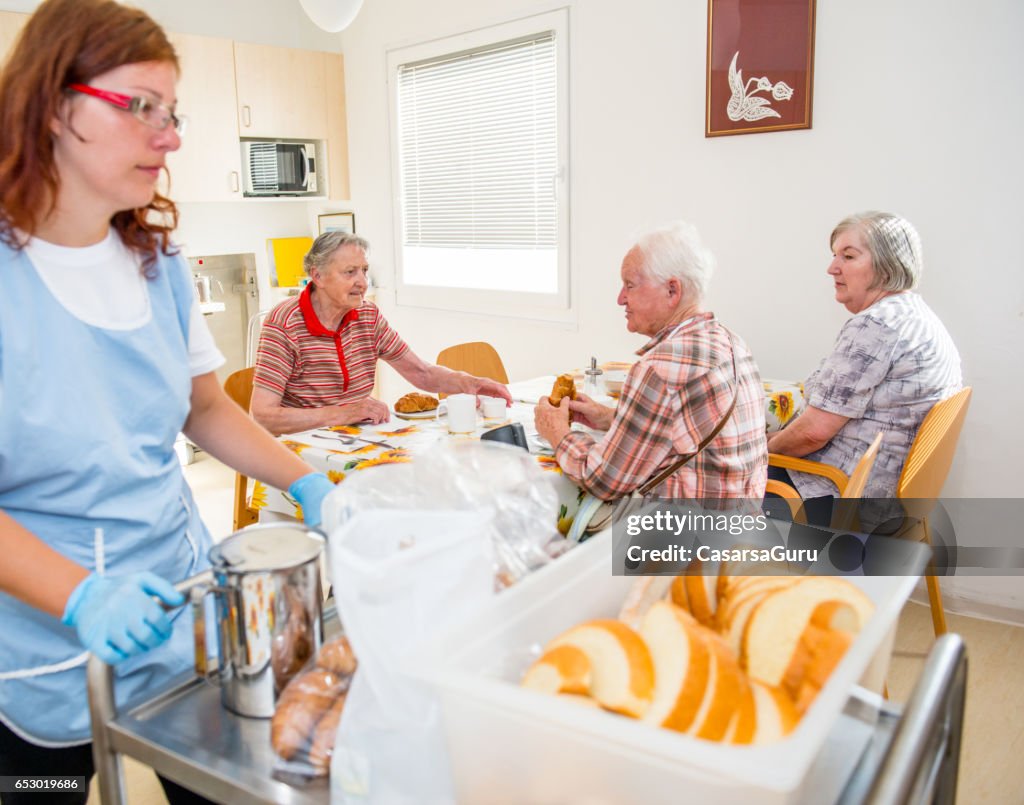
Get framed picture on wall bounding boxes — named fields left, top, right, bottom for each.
left=705, top=0, right=816, bottom=137
left=317, top=211, right=356, bottom=236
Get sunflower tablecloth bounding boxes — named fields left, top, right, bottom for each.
left=763, top=378, right=805, bottom=433
left=252, top=402, right=586, bottom=535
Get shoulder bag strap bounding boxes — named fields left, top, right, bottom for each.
left=636, top=335, right=740, bottom=496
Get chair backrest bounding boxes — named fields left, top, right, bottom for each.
left=436, top=342, right=509, bottom=387
left=843, top=431, right=884, bottom=499
left=222, top=367, right=259, bottom=531
left=224, top=366, right=256, bottom=412
left=829, top=431, right=883, bottom=531
left=767, top=432, right=883, bottom=529
left=246, top=310, right=269, bottom=366
left=897, top=388, right=973, bottom=500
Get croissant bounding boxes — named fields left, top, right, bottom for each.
left=549, top=374, right=577, bottom=406
left=395, top=392, right=439, bottom=413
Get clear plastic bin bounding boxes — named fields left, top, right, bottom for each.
left=417, top=529, right=927, bottom=804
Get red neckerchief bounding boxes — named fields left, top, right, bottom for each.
left=298, top=284, right=360, bottom=391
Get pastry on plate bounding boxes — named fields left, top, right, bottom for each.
left=394, top=392, right=439, bottom=413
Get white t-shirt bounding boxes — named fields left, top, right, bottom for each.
left=23, top=232, right=224, bottom=376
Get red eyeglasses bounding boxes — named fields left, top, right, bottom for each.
left=67, top=83, right=188, bottom=136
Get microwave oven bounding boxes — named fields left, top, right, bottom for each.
left=241, top=139, right=324, bottom=197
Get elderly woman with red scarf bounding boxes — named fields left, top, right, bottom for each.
left=252, top=231, right=511, bottom=435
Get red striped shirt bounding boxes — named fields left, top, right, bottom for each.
left=253, top=297, right=408, bottom=407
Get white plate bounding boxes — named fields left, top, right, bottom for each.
left=393, top=407, right=441, bottom=420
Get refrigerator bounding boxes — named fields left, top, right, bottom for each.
left=175, top=253, right=260, bottom=464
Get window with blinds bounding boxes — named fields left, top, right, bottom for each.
left=389, top=10, right=570, bottom=318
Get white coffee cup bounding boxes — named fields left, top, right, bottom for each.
left=481, top=396, right=506, bottom=420
left=445, top=393, right=478, bottom=434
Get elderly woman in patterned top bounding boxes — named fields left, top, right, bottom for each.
left=767, top=211, right=962, bottom=513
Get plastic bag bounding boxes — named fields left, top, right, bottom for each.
left=322, top=440, right=562, bottom=587
left=327, top=507, right=496, bottom=803
left=270, top=634, right=359, bottom=781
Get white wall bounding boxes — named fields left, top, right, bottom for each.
left=340, top=0, right=1024, bottom=616
left=0, top=0, right=340, bottom=50
left=172, top=200, right=346, bottom=310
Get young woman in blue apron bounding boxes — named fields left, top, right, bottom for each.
left=0, top=2, right=336, bottom=801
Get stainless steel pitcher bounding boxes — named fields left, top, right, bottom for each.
left=189, top=523, right=326, bottom=718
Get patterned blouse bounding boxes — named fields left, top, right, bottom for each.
left=792, top=292, right=962, bottom=500
left=555, top=313, right=767, bottom=502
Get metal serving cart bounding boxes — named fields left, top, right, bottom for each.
left=88, top=613, right=966, bottom=805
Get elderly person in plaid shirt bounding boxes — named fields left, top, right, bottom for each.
left=535, top=221, right=767, bottom=502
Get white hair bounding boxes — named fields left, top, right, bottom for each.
left=304, top=231, right=369, bottom=277
left=633, top=221, right=716, bottom=300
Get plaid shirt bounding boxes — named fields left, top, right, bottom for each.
left=556, top=313, right=767, bottom=501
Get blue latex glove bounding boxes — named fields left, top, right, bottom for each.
left=288, top=471, right=336, bottom=529
left=61, top=572, right=184, bottom=665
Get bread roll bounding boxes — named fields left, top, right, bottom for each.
left=271, top=587, right=314, bottom=692
left=308, top=691, right=348, bottom=774
left=548, top=619, right=654, bottom=717
left=317, top=635, right=358, bottom=676
left=522, top=645, right=592, bottom=696
left=548, top=374, right=576, bottom=406
left=640, top=602, right=710, bottom=732
left=271, top=668, right=346, bottom=761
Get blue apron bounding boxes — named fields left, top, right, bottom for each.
left=0, top=239, right=213, bottom=746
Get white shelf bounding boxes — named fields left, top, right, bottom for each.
left=199, top=302, right=227, bottom=315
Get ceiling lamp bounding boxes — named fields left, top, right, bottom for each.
left=299, top=0, right=366, bottom=32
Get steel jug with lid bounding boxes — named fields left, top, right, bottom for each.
left=187, top=523, right=326, bottom=718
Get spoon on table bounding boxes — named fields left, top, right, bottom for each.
left=312, top=432, right=396, bottom=450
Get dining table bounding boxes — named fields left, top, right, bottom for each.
left=252, top=374, right=807, bottom=536
left=251, top=380, right=587, bottom=535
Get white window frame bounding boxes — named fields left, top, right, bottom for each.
left=386, top=8, right=571, bottom=323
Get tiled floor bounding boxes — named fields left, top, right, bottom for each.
left=87, top=453, right=1024, bottom=803
left=886, top=602, right=1024, bottom=803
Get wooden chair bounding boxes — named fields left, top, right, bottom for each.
left=766, top=431, right=884, bottom=530
left=223, top=367, right=259, bottom=531
left=435, top=341, right=509, bottom=398
left=767, top=387, right=972, bottom=637
left=893, top=388, right=973, bottom=636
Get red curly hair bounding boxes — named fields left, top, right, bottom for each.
left=0, top=0, right=180, bottom=276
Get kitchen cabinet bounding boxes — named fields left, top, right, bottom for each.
left=0, top=9, right=350, bottom=204
left=166, top=33, right=244, bottom=202
left=233, top=42, right=329, bottom=141
left=0, top=11, right=28, bottom=69
left=324, top=52, right=351, bottom=200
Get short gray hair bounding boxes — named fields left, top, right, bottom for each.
left=633, top=221, right=716, bottom=301
left=303, top=231, right=370, bottom=277
left=831, top=211, right=922, bottom=291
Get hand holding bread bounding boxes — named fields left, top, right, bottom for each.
left=549, top=374, right=577, bottom=407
